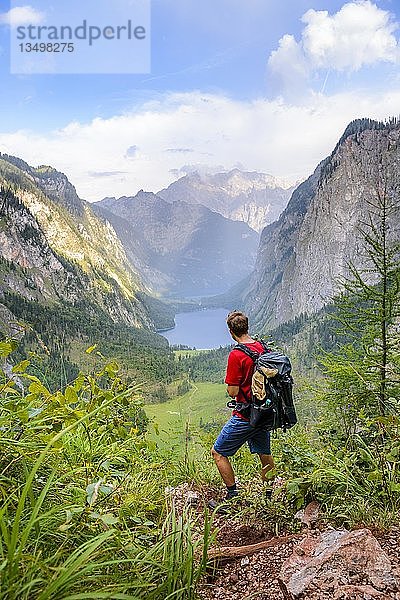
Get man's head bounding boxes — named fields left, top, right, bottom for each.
left=226, top=311, right=249, bottom=339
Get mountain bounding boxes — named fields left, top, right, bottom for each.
left=94, top=191, right=259, bottom=297
left=244, top=119, right=400, bottom=330
left=159, top=169, right=294, bottom=232
left=0, top=154, right=154, bottom=330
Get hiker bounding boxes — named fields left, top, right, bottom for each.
left=211, top=311, right=275, bottom=502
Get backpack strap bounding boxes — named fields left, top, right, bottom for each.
left=233, top=342, right=269, bottom=406
left=259, top=339, right=271, bottom=354
left=234, top=343, right=259, bottom=362
left=234, top=340, right=270, bottom=362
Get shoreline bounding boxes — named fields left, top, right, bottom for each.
left=156, top=326, right=175, bottom=333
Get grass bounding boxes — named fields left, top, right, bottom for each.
left=144, top=382, right=227, bottom=439
left=0, top=348, right=216, bottom=599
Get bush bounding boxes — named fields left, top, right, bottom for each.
left=0, top=339, right=211, bottom=598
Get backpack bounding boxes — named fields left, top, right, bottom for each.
left=233, top=340, right=297, bottom=431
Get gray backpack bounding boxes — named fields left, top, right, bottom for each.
left=234, top=341, right=298, bottom=431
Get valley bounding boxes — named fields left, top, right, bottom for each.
left=3, top=0, right=400, bottom=596
left=1, top=118, right=399, bottom=395
left=1, top=117, right=399, bottom=600
left=1, top=118, right=399, bottom=385
left=93, top=189, right=259, bottom=297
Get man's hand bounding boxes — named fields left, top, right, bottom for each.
left=227, top=385, right=239, bottom=398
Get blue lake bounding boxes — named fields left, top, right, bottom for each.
left=161, top=308, right=233, bottom=349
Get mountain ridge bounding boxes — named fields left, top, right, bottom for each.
left=0, top=154, right=154, bottom=330
left=243, top=118, right=400, bottom=330
left=93, top=191, right=259, bottom=297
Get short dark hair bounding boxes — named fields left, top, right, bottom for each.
left=226, top=311, right=248, bottom=337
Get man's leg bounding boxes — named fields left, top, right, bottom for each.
left=248, top=430, right=274, bottom=481
left=210, top=416, right=250, bottom=502
left=211, top=447, right=235, bottom=487
left=259, top=453, right=275, bottom=481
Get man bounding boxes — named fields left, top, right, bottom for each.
left=211, top=311, right=275, bottom=502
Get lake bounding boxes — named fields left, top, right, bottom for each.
left=161, top=308, right=233, bottom=349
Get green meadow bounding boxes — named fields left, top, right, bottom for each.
left=145, top=382, right=228, bottom=439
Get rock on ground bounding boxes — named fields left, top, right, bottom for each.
left=280, top=528, right=399, bottom=598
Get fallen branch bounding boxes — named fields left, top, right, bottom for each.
left=208, top=534, right=299, bottom=560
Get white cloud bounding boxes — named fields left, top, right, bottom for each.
left=0, top=5, right=45, bottom=27
left=268, top=1, right=400, bottom=90
left=1, top=90, right=400, bottom=201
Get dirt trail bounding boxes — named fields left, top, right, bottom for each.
left=201, top=518, right=400, bottom=600
left=167, top=484, right=400, bottom=600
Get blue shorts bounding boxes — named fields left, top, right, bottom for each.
left=213, top=416, right=271, bottom=457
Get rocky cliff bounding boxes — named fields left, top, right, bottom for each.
left=94, top=191, right=259, bottom=297
left=0, top=155, right=153, bottom=329
left=244, top=119, right=400, bottom=330
left=159, top=169, right=293, bottom=233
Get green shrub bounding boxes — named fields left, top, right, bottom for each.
left=0, top=339, right=211, bottom=599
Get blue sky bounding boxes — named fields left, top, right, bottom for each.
left=0, top=0, right=400, bottom=199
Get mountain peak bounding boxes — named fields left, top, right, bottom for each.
left=159, top=168, right=293, bottom=232
left=334, top=117, right=400, bottom=154
left=180, top=168, right=293, bottom=191
left=0, top=153, right=154, bottom=329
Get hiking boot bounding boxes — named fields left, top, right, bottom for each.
left=225, top=490, right=239, bottom=501
left=265, top=488, right=273, bottom=500
left=207, top=491, right=239, bottom=513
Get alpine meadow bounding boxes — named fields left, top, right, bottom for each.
left=1, top=1, right=400, bottom=599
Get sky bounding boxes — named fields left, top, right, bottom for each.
left=0, top=0, right=400, bottom=201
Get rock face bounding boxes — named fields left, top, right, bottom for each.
left=94, top=191, right=259, bottom=297
left=280, top=528, right=399, bottom=598
left=159, top=169, right=293, bottom=233
left=0, top=154, right=153, bottom=329
left=244, top=119, right=400, bottom=329
left=0, top=189, right=66, bottom=301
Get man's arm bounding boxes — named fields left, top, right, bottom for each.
left=225, top=351, right=242, bottom=399
left=227, top=385, right=239, bottom=398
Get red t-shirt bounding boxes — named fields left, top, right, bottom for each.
left=225, top=341, right=265, bottom=420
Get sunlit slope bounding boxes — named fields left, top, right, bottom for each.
left=0, top=154, right=152, bottom=328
